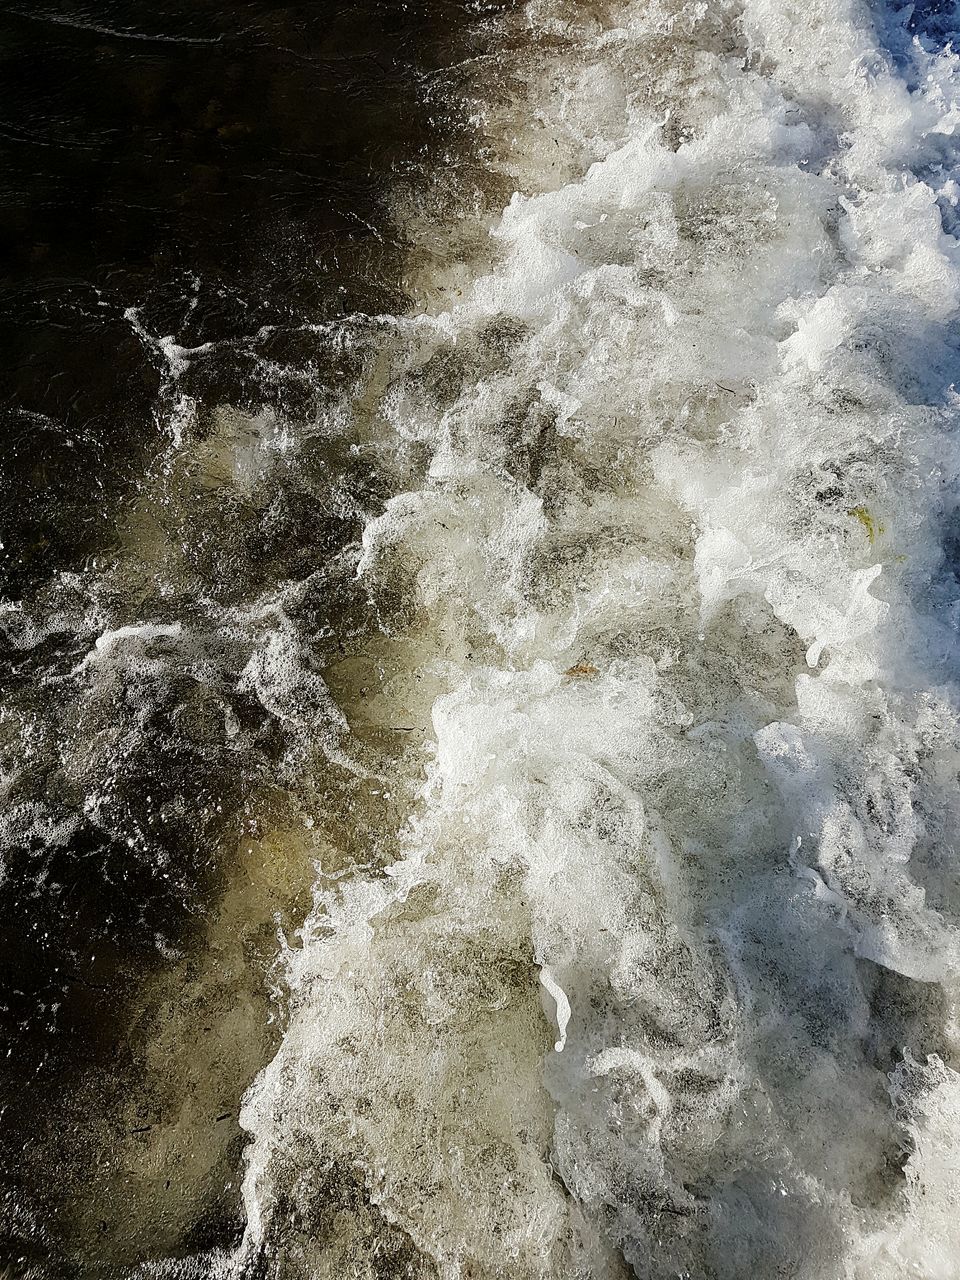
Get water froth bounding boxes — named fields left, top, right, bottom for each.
left=127, top=1, right=960, bottom=1276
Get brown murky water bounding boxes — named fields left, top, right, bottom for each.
left=0, top=4, right=511, bottom=1273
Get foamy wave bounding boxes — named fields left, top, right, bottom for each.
left=231, top=2, right=960, bottom=1276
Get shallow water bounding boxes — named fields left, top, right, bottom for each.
left=3, top=1, right=960, bottom=1277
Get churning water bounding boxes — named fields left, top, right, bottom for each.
left=3, top=1, right=960, bottom=1277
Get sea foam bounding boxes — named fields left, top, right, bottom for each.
left=228, top=2, right=960, bottom=1276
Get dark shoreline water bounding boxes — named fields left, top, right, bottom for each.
left=0, top=5, right=505, bottom=1273
left=0, top=0, right=493, bottom=596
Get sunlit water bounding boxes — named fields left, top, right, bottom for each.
left=3, top=2, right=960, bottom=1277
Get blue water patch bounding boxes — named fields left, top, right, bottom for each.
left=880, top=0, right=960, bottom=56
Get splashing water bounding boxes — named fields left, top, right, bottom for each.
left=6, top=0, right=960, bottom=1276
left=199, top=3, right=960, bottom=1276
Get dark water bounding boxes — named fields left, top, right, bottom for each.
left=0, top=0, right=491, bottom=594
left=0, top=5, right=500, bottom=1274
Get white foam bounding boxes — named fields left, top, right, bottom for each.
left=538, top=965, right=572, bottom=1052
left=230, top=1, right=960, bottom=1274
